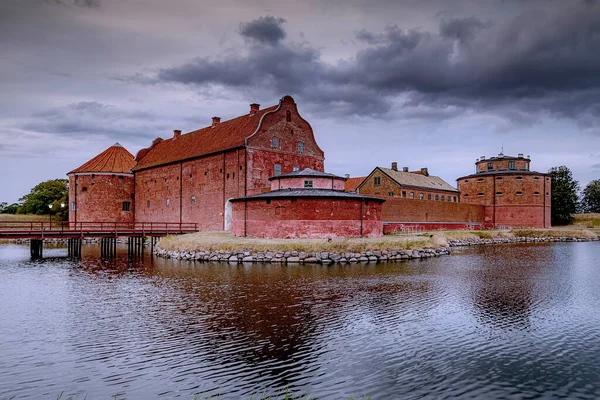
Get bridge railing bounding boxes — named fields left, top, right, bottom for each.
left=0, top=221, right=198, bottom=234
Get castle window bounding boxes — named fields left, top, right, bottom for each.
left=509, top=161, right=515, bottom=170
left=147, top=200, right=150, bottom=208
left=464, top=194, right=469, bottom=198
left=205, top=171, right=208, bottom=176
left=191, top=196, right=196, bottom=204
left=487, top=163, right=493, bottom=170
left=401, top=191, right=406, bottom=198
left=154, top=179, right=157, bottom=183
left=454, top=196, right=457, bottom=202
left=464, top=180, right=469, bottom=183
left=477, top=193, right=484, bottom=197
left=389, top=192, right=394, bottom=196
left=122, top=201, right=131, bottom=211
left=496, top=192, right=503, bottom=196
left=428, top=194, right=432, bottom=200
left=496, top=177, right=503, bottom=181
left=71, top=202, right=76, bottom=211
left=297, top=142, right=304, bottom=154
left=516, top=192, right=523, bottom=196
left=274, top=163, right=282, bottom=176
left=82, top=186, right=88, bottom=192
left=286, top=110, right=291, bottom=122
left=304, top=180, right=313, bottom=188
left=534, top=192, right=540, bottom=196
left=526, top=162, right=530, bottom=171
left=546, top=192, right=549, bottom=196
left=119, top=175, right=124, bottom=180
left=219, top=168, right=222, bottom=173
left=272, top=137, right=279, bottom=149
left=232, top=172, right=235, bottom=178
left=435, top=194, right=439, bottom=200
left=240, top=166, right=243, bottom=171
left=419, top=193, right=424, bottom=200
left=441, top=195, right=445, bottom=201
left=478, top=178, right=484, bottom=182
left=409, top=192, right=414, bottom=199
left=166, top=198, right=170, bottom=206
left=516, top=177, right=523, bottom=180
left=227, top=173, right=230, bottom=179
left=91, top=174, right=95, bottom=179
left=374, top=176, right=381, bottom=186
left=293, top=166, right=299, bottom=172
left=266, top=199, right=271, bottom=204
left=534, top=177, right=540, bottom=180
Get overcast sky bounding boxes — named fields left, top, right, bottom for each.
left=1, top=0, right=599, bottom=203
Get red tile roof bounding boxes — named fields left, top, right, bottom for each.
left=345, top=177, right=366, bottom=192
left=69, top=143, right=135, bottom=174
left=133, top=104, right=279, bottom=171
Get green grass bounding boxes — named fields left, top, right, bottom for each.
left=572, top=213, right=600, bottom=228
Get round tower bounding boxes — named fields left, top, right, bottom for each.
left=67, top=143, right=136, bottom=224
left=457, top=153, right=551, bottom=228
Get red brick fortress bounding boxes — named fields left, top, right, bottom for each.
left=457, top=153, right=551, bottom=228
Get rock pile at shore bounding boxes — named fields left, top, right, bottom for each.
left=152, top=247, right=452, bottom=264
left=447, top=236, right=598, bottom=247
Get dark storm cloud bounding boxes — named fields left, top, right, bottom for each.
left=153, top=2, right=600, bottom=122
left=23, top=101, right=165, bottom=139
left=239, top=16, right=287, bottom=45
left=43, top=0, right=100, bottom=7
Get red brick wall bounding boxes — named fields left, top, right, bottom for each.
left=459, top=174, right=551, bottom=227
left=231, top=197, right=383, bottom=238
left=380, top=197, right=485, bottom=224
left=476, top=158, right=530, bottom=173
left=270, top=176, right=345, bottom=191
left=69, top=173, right=134, bottom=223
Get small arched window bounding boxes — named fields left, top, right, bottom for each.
left=286, top=110, right=291, bottom=122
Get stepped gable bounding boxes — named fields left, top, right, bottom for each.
left=68, top=143, right=135, bottom=174
left=133, top=103, right=280, bottom=171
left=378, top=167, right=458, bottom=192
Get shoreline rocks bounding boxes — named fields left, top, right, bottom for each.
left=447, top=236, right=598, bottom=247
left=152, top=247, right=452, bottom=264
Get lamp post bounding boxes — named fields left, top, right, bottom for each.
left=48, top=204, right=53, bottom=229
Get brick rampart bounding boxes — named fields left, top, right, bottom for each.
left=380, top=197, right=485, bottom=225
left=231, top=198, right=383, bottom=238
left=69, top=174, right=134, bottom=223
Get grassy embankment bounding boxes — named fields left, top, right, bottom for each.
left=572, top=213, right=600, bottom=234
left=0, top=214, right=48, bottom=222
left=157, top=226, right=598, bottom=254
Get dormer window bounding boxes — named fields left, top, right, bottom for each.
left=509, top=161, right=515, bottom=170
left=304, top=180, right=313, bottom=188
left=272, top=137, right=279, bottom=149
left=487, top=162, right=493, bottom=170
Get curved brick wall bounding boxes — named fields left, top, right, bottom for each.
left=69, top=173, right=135, bottom=223
left=231, top=197, right=383, bottom=238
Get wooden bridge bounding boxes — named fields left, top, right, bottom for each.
left=0, top=221, right=198, bottom=259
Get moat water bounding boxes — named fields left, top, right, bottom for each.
left=1, top=242, right=599, bottom=399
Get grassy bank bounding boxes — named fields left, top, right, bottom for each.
left=158, top=231, right=447, bottom=253
left=157, top=227, right=597, bottom=253
left=0, top=214, right=49, bottom=222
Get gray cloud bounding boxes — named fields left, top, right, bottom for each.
left=151, top=2, right=600, bottom=123
left=239, top=16, right=287, bottom=45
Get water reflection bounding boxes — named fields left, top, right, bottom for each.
left=1, top=242, right=600, bottom=399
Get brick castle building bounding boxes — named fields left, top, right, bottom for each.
left=457, top=153, right=551, bottom=228
left=68, top=95, right=551, bottom=236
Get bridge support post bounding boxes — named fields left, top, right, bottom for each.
left=100, top=237, right=117, bottom=260
left=127, top=236, right=145, bottom=261
left=68, top=238, right=82, bottom=258
left=30, top=239, right=43, bottom=259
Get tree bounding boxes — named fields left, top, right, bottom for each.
left=581, top=179, right=600, bottom=213
left=0, top=202, right=20, bottom=214
left=549, top=166, right=579, bottom=225
left=18, top=179, right=69, bottom=219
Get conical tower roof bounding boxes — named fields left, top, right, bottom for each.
left=68, top=143, right=136, bottom=174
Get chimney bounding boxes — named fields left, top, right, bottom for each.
left=250, top=103, right=260, bottom=114
left=481, top=156, right=486, bottom=160
left=344, top=174, right=350, bottom=179
left=402, top=167, right=409, bottom=172
left=518, top=153, right=523, bottom=158
left=391, top=162, right=398, bottom=171
left=421, top=167, right=429, bottom=176
left=173, top=129, right=181, bottom=139
left=211, top=116, right=221, bottom=127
